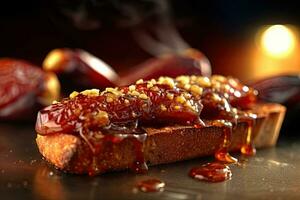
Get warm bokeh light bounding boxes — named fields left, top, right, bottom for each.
left=251, top=24, right=300, bottom=80
left=260, top=25, right=296, bottom=58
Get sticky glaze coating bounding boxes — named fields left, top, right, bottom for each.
left=36, top=82, right=203, bottom=136
left=36, top=75, right=257, bottom=136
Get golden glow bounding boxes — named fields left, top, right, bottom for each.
left=260, top=25, right=296, bottom=58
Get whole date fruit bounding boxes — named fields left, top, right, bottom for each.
left=0, top=59, right=60, bottom=120
left=43, top=48, right=119, bottom=93
left=118, top=48, right=211, bottom=86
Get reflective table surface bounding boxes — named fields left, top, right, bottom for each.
left=1, top=123, right=300, bottom=200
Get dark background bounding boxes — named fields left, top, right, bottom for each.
left=1, top=0, right=300, bottom=79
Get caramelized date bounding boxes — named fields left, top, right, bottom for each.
left=118, top=48, right=211, bottom=86
left=36, top=75, right=257, bottom=135
left=43, top=48, right=119, bottom=92
left=251, top=75, right=300, bottom=106
left=36, top=83, right=202, bottom=135
left=175, top=75, right=257, bottom=121
left=0, top=59, right=60, bottom=120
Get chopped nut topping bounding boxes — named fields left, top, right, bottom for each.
left=130, top=91, right=140, bottom=96
left=150, top=86, right=159, bottom=91
left=190, top=85, right=203, bottom=96
left=211, top=81, right=221, bottom=90
left=105, top=87, right=122, bottom=96
left=136, top=79, right=144, bottom=84
left=184, top=84, right=191, bottom=90
left=129, top=85, right=136, bottom=91
left=139, top=93, right=148, bottom=100
left=69, top=91, right=79, bottom=99
left=212, top=75, right=227, bottom=83
left=228, top=78, right=238, bottom=87
left=212, top=93, right=222, bottom=102
left=176, top=95, right=186, bottom=104
left=94, top=111, right=109, bottom=126
left=174, top=105, right=181, bottom=110
left=150, top=79, right=157, bottom=84
left=167, top=93, right=174, bottom=100
left=158, top=77, right=175, bottom=88
left=146, top=82, right=154, bottom=88
left=80, top=89, right=100, bottom=97
left=106, top=96, right=113, bottom=103
left=160, top=104, right=167, bottom=111
left=196, top=77, right=211, bottom=87
left=176, top=75, right=190, bottom=85
left=184, top=100, right=192, bottom=109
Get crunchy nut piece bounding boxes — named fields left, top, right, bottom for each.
left=136, top=79, right=144, bottom=84
left=105, top=87, right=122, bottom=96
left=167, top=93, right=174, bottom=100
left=184, top=100, right=192, bottom=109
left=191, top=75, right=197, bottom=81
left=94, top=111, right=110, bottom=126
left=130, top=91, right=140, bottom=96
left=176, top=75, right=190, bottom=85
left=228, top=78, right=238, bottom=87
left=106, top=96, right=114, bottom=103
left=212, top=75, right=227, bottom=83
left=80, top=89, right=100, bottom=97
left=184, top=84, right=191, bottom=90
left=150, top=79, right=157, bottom=84
left=196, top=77, right=211, bottom=87
left=190, top=85, right=203, bottom=96
left=160, top=104, right=167, bottom=111
left=69, top=91, right=79, bottom=99
left=175, top=95, right=186, bottom=104
left=139, top=93, right=148, bottom=100
left=129, top=85, right=136, bottom=91
left=158, top=77, right=175, bottom=88
left=212, top=81, right=221, bottom=90
left=223, top=84, right=231, bottom=92
left=147, top=82, right=154, bottom=89
left=174, top=105, right=181, bottom=110
left=212, top=93, right=222, bottom=102
left=150, top=86, right=159, bottom=92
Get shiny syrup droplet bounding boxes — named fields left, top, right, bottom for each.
left=131, top=139, right=148, bottom=173
left=241, top=144, right=256, bottom=156
left=189, top=162, right=232, bottom=182
left=215, top=147, right=238, bottom=163
left=136, top=179, right=165, bottom=192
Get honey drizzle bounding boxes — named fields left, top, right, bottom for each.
left=240, top=113, right=257, bottom=156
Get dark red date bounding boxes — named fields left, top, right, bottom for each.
left=0, top=59, right=60, bottom=120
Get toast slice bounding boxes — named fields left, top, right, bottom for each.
left=36, top=103, right=285, bottom=174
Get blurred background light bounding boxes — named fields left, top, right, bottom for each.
left=252, top=24, right=300, bottom=80
left=260, top=25, right=296, bottom=58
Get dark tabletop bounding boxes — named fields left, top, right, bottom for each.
left=0, top=123, right=300, bottom=200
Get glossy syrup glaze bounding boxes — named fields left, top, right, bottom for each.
left=189, top=162, right=232, bottom=182
left=135, top=179, right=165, bottom=192
left=35, top=75, right=258, bottom=179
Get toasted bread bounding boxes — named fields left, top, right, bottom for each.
left=36, top=103, right=285, bottom=174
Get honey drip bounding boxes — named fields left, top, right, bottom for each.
left=135, top=179, right=165, bottom=192
left=189, top=162, right=232, bottom=182
left=208, top=120, right=238, bottom=164
left=240, top=114, right=257, bottom=156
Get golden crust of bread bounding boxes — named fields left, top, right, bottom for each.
left=36, top=103, right=285, bottom=174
